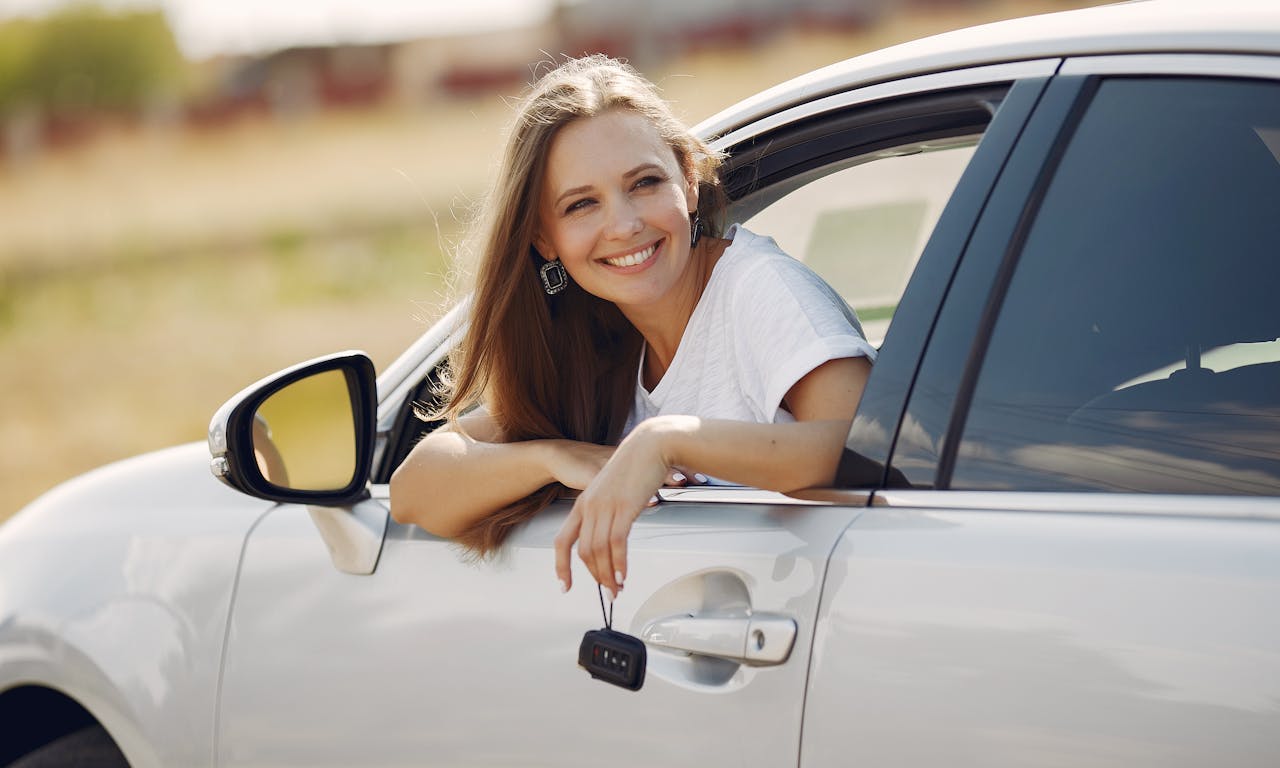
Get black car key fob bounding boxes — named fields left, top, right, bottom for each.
left=579, top=627, right=646, bottom=691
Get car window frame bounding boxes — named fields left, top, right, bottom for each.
left=829, top=73, right=1055, bottom=489
left=884, top=72, right=1090, bottom=490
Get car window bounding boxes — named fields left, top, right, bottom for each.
left=744, top=138, right=978, bottom=346
left=951, top=76, right=1280, bottom=494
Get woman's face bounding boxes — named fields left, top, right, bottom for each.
left=536, top=109, right=699, bottom=314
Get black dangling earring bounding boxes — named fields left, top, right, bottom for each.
left=540, top=259, right=569, bottom=295
left=690, top=214, right=704, bottom=249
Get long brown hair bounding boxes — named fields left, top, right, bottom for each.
left=432, top=55, right=726, bottom=555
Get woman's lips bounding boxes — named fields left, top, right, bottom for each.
left=600, top=239, right=661, bottom=270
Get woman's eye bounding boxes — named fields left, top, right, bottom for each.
left=565, top=198, right=594, bottom=215
left=633, top=175, right=663, bottom=190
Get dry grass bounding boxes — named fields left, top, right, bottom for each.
left=0, top=227, right=451, bottom=518
left=0, top=0, right=1107, bottom=523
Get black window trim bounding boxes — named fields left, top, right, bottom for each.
left=881, top=71, right=1096, bottom=490
left=933, top=74, right=1100, bottom=489
left=720, top=85, right=1005, bottom=205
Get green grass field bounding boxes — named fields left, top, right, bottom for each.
left=0, top=1, right=1105, bottom=522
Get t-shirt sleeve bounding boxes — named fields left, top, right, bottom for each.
left=729, top=251, right=877, bottom=421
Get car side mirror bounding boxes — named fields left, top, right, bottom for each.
left=208, top=351, right=377, bottom=505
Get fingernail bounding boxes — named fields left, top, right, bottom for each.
left=694, top=473, right=708, bottom=483
left=603, top=587, right=615, bottom=602
left=648, top=495, right=660, bottom=506
left=672, top=472, right=686, bottom=483
left=559, top=579, right=568, bottom=593
left=614, top=570, right=624, bottom=586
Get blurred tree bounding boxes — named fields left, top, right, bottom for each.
left=0, top=4, right=185, bottom=120
left=0, top=19, right=40, bottom=117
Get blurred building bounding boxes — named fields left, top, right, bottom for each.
left=392, top=20, right=560, bottom=104
left=187, top=44, right=394, bottom=123
left=200, top=0, right=903, bottom=113
left=556, top=0, right=889, bottom=65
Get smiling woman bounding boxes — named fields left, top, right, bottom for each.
left=535, top=110, right=706, bottom=318
left=388, top=55, right=875, bottom=595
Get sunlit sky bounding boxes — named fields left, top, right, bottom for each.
left=0, top=0, right=559, bottom=58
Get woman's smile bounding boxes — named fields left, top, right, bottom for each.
left=600, top=239, right=662, bottom=271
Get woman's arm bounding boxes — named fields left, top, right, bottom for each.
left=554, top=356, right=871, bottom=593
left=657, top=354, right=871, bottom=490
left=390, top=409, right=615, bottom=538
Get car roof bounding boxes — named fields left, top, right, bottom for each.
left=694, top=0, right=1280, bottom=139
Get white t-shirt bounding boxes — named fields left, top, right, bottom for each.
left=625, top=224, right=876, bottom=434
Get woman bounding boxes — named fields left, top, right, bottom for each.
left=390, top=55, right=875, bottom=597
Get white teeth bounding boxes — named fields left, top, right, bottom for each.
left=604, top=243, right=656, bottom=268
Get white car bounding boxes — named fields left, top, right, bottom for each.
left=4, top=2, right=1280, bottom=765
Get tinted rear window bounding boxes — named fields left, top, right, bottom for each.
left=952, top=77, right=1280, bottom=494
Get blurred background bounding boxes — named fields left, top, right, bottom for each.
left=0, top=0, right=1107, bottom=522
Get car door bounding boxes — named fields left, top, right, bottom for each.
left=211, top=62, right=1050, bottom=767
left=802, top=56, right=1280, bottom=766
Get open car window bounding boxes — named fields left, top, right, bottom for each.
left=721, top=82, right=1006, bottom=349
left=743, top=138, right=978, bottom=346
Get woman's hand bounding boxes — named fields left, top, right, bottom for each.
left=553, top=418, right=686, bottom=595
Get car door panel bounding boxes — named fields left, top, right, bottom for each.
left=802, top=493, right=1280, bottom=767
left=216, top=489, right=863, bottom=767
left=804, top=58, right=1280, bottom=767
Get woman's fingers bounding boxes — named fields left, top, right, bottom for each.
left=664, top=466, right=710, bottom=486
left=577, top=503, right=600, bottom=587
left=555, top=498, right=624, bottom=596
left=553, top=506, right=582, bottom=592
left=609, top=511, right=632, bottom=590
left=588, top=504, right=618, bottom=595
left=663, top=469, right=689, bottom=487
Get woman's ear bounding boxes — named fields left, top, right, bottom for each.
left=532, top=234, right=554, bottom=262
left=684, top=173, right=700, bottom=217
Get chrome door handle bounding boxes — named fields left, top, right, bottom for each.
left=639, top=614, right=797, bottom=666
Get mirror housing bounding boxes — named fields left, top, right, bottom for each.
left=209, top=351, right=377, bottom=505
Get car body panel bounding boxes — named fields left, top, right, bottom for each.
left=802, top=494, right=1280, bottom=766
left=0, top=444, right=271, bottom=767
left=215, top=487, right=863, bottom=767
left=808, top=45, right=1280, bottom=767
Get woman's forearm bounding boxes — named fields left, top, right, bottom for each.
left=640, top=415, right=851, bottom=492
left=389, top=431, right=555, bottom=538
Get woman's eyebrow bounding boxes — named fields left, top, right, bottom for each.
left=623, top=162, right=663, bottom=179
left=553, top=184, right=594, bottom=209
left=552, top=162, right=666, bottom=208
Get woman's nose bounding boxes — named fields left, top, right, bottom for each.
left=604, top=197, right=643, bottom=239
